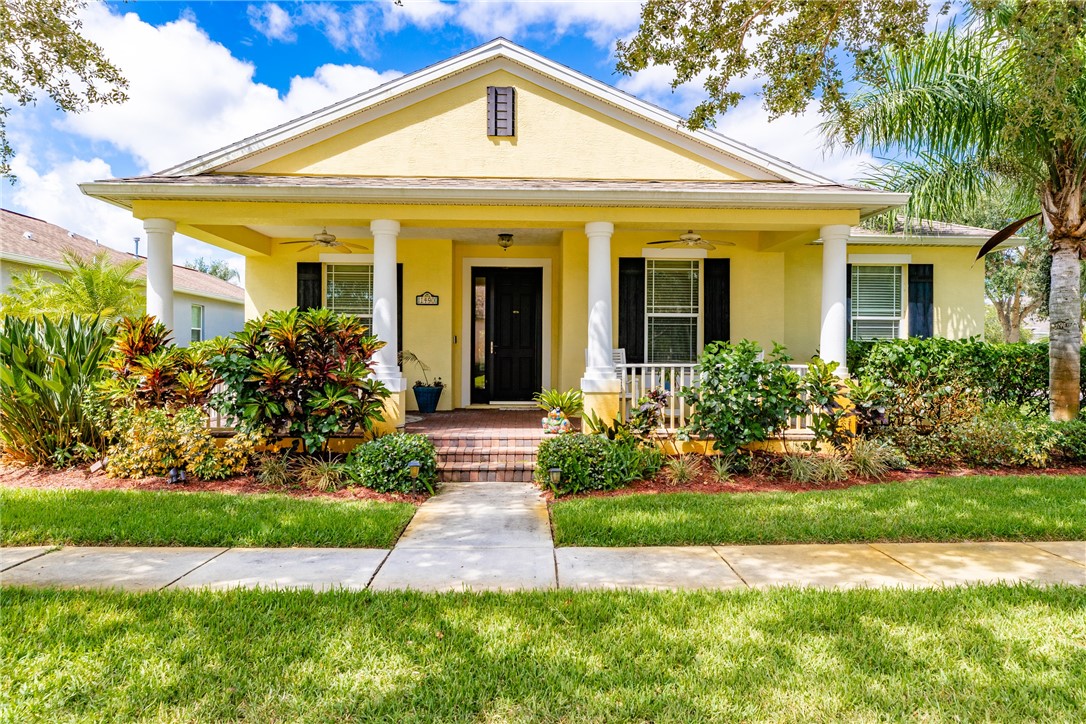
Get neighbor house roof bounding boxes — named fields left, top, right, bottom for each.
left=0, top=209, right=244, bottom=302
left=849, top=217, right=1002, bottom=246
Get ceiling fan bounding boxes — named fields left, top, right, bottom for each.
left=280, top=227, right=369, bottom=253
left=646, top=230, right=735, bottom=251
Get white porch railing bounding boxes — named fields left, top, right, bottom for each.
left=618, top=363, right=814, bottom=438
left=205, top=382, right=235, bottom=431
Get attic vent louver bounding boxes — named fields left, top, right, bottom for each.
left=487, top=86, right=515, bottom=137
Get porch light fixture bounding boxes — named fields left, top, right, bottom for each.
left=167, top=467, right=187, bottom=485
left=497, top=233, right=514, bottom=251
left=407, top=460, right=421, bottom=480
left=548, top=467, right=561, bottom=487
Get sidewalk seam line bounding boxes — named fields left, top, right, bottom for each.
left=865, top=543, right=938, bottom=585
left=160, top=548, right=230, bottom=591
left=1022, top=541, right=1086, bottom=568
left=712, top=547, right=750, bottom=588
left=364, top=549, right=393, bottom=589
left=1, top=546, right=57, bottom=572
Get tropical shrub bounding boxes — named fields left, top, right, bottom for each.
left=681, top=341, right=807, bottom=456
left=346, top=433, right=438, bottom=494
left=0, top=315, right=113, bottom=465
left=536, top=433, right=654, bottom=496
left=96, top=316, right=217, bottom=412
left=1053, top=419, right=1086, bottom=462
left=105, top=407, right=261, bottom=479
left=629, top=388, right=669, bottom=436
left=208, top=308, right=389, bottom=452
left=664, top=454, right=701, bottom=484
left=802, top=357, right=854, bottom=451
left=295, top=458, right=348, bottom=492
left=254, top=453, right=292, bottom=487
left=533, top=388, right=584, bottom=416
left=957, top=406, right=1061, bottom=469
left=848, top=439, right=907, bottom=479
left=0, top=250, right=142, bottom=321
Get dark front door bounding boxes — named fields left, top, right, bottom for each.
left=474, top=267, right=542, bottom=402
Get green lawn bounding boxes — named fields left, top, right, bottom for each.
left=0, top=488, right=416, bottom=548
left=551, top=475, right=1086, bottom=547
left=3, top=585, right=1084, bottom=721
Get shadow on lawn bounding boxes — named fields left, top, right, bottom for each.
left=4, top=586, right=1084, bottom=721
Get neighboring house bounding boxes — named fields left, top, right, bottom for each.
left=0, top=209, right=244, bottom=345
left=80, top=38, right=994, bottom=427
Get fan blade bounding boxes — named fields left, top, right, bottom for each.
left=280, top=240, right=313, bottom=245
left=693, top=241, right=716, bottom=250
left=647, top=240, right=679, bottom=245
left=294, top=243, right=317, bottom=253
left=341, top=242, right=370, bottom=251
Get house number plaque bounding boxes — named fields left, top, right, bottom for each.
left=415, top=291, right=439, bottom=306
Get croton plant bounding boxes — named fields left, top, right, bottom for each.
left=207, top=308, right=389, bottom=452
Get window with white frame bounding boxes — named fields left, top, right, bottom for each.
left=850, top=265, right=904, bottom=340
left=190, top=305, right=204, bottom=344
left=646, top=258, right=700, bottom=362
left=324, top=263, right=374, bottom=326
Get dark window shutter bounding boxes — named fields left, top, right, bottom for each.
left=297, top=262, right=322, bottom=310
left=397, top=263, right=403, bottom=364
left=703, top=258, right=731, bottom=346
left=487, top=86, right=516, bottom=136
left=618, top=258, right=645, bottom=363
left=908, top=264, right=934, bottom=338
left=846, top=263, right=853, bottom=340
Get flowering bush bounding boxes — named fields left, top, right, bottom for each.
left=105, top=406, right=262, bottom=479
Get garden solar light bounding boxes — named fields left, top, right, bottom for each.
left=167, top=467, right=186, bottom=485
left=548, top=467, right=561, bottom=486
left=408, top=460, right=421, bottom=479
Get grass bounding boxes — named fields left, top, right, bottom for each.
left=3, top=585, right=1084, bottom=721
left=0, top=488, right=416, bottom=548
left=552, top=474, right=1086, bottom=547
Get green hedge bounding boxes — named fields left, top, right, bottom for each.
left=536, top=434, right=663, bottom=496
left=848, top=338, right=1086, bottom=415
left=345, top=433, right=438, bottom=494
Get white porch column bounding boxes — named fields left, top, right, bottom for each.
left=143, top=218, right=176, bottom=332
left=369, top=219, right=405, bottom=390
left=819, top=224, right=851, bottom=375
left=583, top=221, right=617, bottom=382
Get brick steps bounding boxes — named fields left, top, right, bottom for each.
left=429, top=437, right=542, bottom=483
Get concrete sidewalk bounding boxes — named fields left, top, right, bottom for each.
left=3, top=483, right=1084, bottom=593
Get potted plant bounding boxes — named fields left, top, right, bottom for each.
left=401, top=350, right=444, bottom=413
left=533, top=388, right=584, bottom=434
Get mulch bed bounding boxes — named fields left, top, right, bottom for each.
left=552, top=461, right=1086, bottom=500
left=0, top=464, right=426, bottom=504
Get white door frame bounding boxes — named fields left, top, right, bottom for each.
left=460, top=257, right=552, bottom=407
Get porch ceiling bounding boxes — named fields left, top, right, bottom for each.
left=247, top=224, right=564, bottom=246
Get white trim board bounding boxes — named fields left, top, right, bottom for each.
left=642, top=248, right=708, bottom=259
left=848, top=253, right=912, bottom=264
left=460, top=257, right=552, bottom=408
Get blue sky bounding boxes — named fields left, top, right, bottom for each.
left=2, top=0, right=884, bottom=281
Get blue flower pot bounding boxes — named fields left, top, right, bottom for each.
left=413, top=385, right=443, bottom=413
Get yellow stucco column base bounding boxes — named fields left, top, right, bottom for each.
left=580, top=377, right=622, bottom=432
left=374, top=389, right=407, bottom=436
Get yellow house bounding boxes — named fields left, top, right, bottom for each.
left=80, top=39, right=989, bottom=430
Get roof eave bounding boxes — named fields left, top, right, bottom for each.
left=79, top=180, right=909, bottom=215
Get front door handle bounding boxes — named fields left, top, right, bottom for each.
left=490, top=341, right=494, bottom=355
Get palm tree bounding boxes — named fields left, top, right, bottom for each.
left=823, top=8, right=1086, bottom=419
left=0, top=250, right=142, bottom=320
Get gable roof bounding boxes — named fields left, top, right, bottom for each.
left=158, top=38, right=834, bottom=185
left=0, top=209, right=245, bottom=302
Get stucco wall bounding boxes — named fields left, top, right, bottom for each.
left=783, top=243, right=986, bottom=361
left=249, top=69, right=747, bottom=182
left=243, top=236, right=987, bottom=404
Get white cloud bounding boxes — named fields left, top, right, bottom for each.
left=248, top=2, right=295, bottom=42
left=380, top=0, right=455, bottom=32
left=59, top=5, right=401, bottom=173
left=449, top=1, right=642, bottom=46
left=714, top=99, right=873, bottom=184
